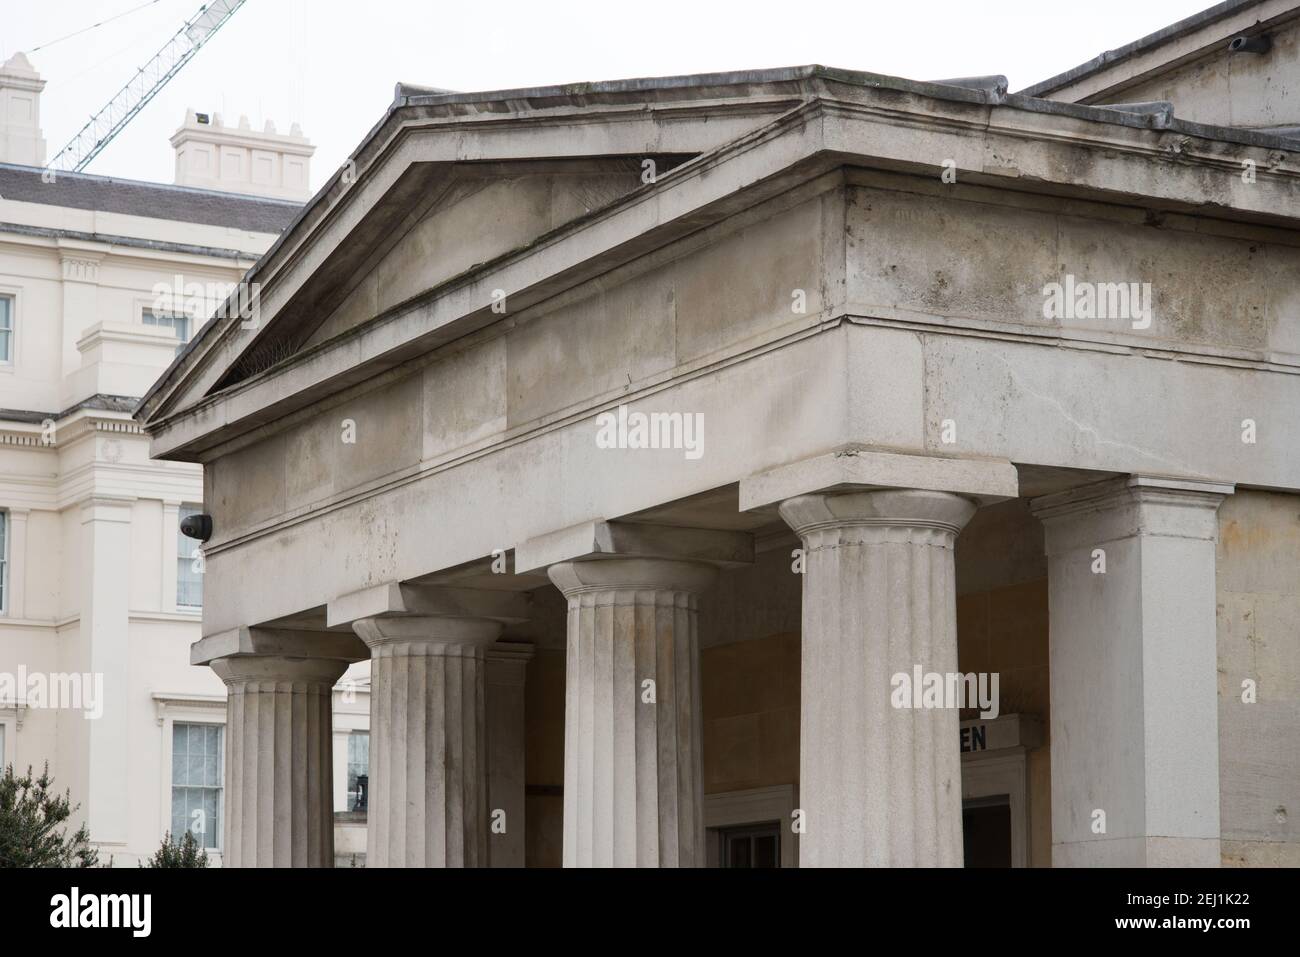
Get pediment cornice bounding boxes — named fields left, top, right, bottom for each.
left=137, top=67, right=1300, bottom=462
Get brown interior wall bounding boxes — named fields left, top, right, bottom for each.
left=956, top=498, right=1052, bottom=867
left=701, top=632, right=801, bottom=794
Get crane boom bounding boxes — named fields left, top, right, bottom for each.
left=47, top=0, right=248, bottom=173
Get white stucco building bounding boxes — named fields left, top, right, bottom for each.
left=0, top=52, right=373, bottom=867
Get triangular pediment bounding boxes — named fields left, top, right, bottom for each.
left=217, top=155, right=691, bottom=389
left=135, top=70, right=832, bottom=435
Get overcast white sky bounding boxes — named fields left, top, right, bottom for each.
left=3, top=0, right=1214, bottom=191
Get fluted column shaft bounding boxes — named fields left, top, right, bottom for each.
left=549, top=558, right=716, bottom=868
left=352, top=616, right=501, bottom=867
left=780, top=488, right=977, bottom=867
left=211, top=655, right=346, bottom=868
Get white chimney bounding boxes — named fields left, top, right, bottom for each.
left=0, top=52, right=47, bottom=167
left=171, top=109, right=314, bottom=200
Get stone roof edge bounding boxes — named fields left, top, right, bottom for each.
left=1017, top=0, right=1276, bottom=98
left=135, top=61, right=1300, bottom=423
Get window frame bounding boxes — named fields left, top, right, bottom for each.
left=0, top=286, right=17, bottom=368
left=176, top=503, right=204, bottom=611
left=0, top=508, right=8, bottom=616
left=141, top=303, right=193, bottom=357
left=330, top=685, right=370, bottom=814
left=704, top=784, right=798, bottom=868
left=170, top=721, right=224, bottom=852
left=719, top=821, right=782, bottom=868
left=153, top=694, right=226, bottom=861
left=345, top=730, right=369, bottom=812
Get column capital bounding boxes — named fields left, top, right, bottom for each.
left=352, top=614, right=504, bottom=654
left=191, top=626, right=368, bottom=666
left=547, top=557, right=718, bottom=598
left=1030, top=474, right=1233, bottom=554
left=740, top=446, right=1018, bottom=513
left=210, top=653, right=347, bottom=692
left=516, top=519, right=752, bottom=575
left=326, top=582, right=529, bottom=629
left=779, top=488, right=977, bottom=547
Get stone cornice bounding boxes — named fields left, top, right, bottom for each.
left=151, top=692, right=225, bottom=726
left=0, top=220, right=264, bottom=264
left=0, top=409, right=144, bottom=452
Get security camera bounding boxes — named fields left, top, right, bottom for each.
left=180, top=512, right=213, bottom=542
left=1229, top=34, right=1272, bottom=54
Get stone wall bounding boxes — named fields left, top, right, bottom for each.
left=1216, top=489, right=1300, bottom=866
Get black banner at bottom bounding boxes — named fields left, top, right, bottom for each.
left=0, top=866, right=1288, bottom=944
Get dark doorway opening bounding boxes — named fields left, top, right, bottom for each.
left=963, top=795, right=1012, bottom=867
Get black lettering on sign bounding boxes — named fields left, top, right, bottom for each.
left=959, top=724, right=988, bottom=753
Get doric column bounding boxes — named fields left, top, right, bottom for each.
left=194, top=626, right=366, bottom=868
left=1032, top=476, right=1231, bottom=867
left=548, top=558, right=717, bottom=868
left=353, top=616, right=495, bottom=867
left=210, top=654, right=347, bottom=868
left=780, top=488, right=977, bottom=867
left=332, top=583, right=528, bottom=868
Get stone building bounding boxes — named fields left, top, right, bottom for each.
left=137, top=0, right=1300, bottom=867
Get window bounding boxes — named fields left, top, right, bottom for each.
left=347, top=731, right=369, bottom=811
left=0, top=295, right=12, bottom=363
left=718, top=822, right=781, bottom=868
left=143, top=309, right=191, bottom=356
left=171, top=723, right=222, bottom=849
left=0, top=510, right=8, bottom=615
left=0, top=723, right=5, bottom=767
left=177, top=504, right=203, bottom=609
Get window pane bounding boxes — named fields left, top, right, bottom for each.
left=170, top=723, right=222, bottom=849
left=729, top=836, right=751, bottom=867
left=204, top=790, right=219, bottom=847
left=204, top=752, right=219, bottom=787
left=177, top=505, right=204, bottom=607
left=171, top=789, right=186, bottom=837
left=347, top=731, right=369, bottom=811
left=0, top=298, right=10, bottom=363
